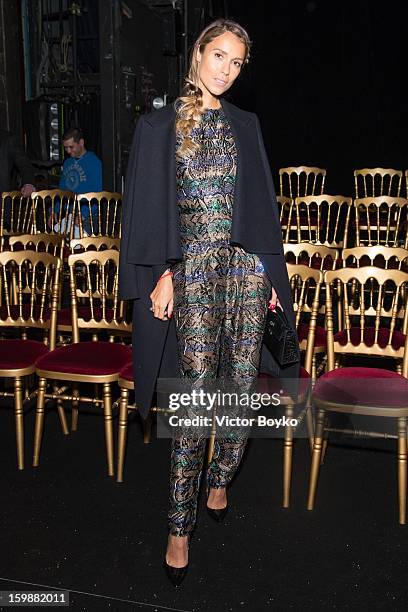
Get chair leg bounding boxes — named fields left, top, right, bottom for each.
left=117, top=388, right=129, bottom=483
left=102, top=383, right=114, bottom=476
left=142, top=410, right=152, bottom=444
left=398, top=417, right=407, bottom=525
left=307, top=408, right=326, bottom=510
left=71, top=383, right=79, bottom=432
left=311, top=354, right=317, bottom=385
left=283, top=403, right=294, bottom=508
left=53, top=384, right=69, bottom=436
left=320, top=439, right=328, bottom=465
left=306, top=398, right=314, bottom=454
left=33, top=377, right=47, bottom=467
left=14, top=377, right=24, bottom=470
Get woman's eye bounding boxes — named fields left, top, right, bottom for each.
left=215, top=52, right=223, bottom=59
left=234, top=61, right=242, bottom=68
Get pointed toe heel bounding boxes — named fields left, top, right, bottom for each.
left=163, top=559, right=188, bottom=587
left=206, top=505, right=228, bottom=522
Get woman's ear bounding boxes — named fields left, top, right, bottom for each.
left=196, top=46, right=202, bottom=64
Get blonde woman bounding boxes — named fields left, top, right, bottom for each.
left=119, top=19, right=298, bottom=586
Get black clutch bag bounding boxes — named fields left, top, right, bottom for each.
left=263, top=306, right=300, bottom=367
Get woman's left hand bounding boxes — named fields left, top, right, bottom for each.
left=268, top=287, right=281, bottom=311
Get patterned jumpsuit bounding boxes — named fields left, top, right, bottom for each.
left=168, top=108, right=271, bottom=536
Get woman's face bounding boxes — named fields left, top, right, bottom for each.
left=196, top=31, right=246, bottom=107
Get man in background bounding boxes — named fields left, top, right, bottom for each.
left=53, top=127, right=102, bottom=235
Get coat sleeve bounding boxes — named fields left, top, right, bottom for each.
left=118, top=117, right=164, bottom=299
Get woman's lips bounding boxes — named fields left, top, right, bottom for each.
left=214, top=78, right=227, bottom=86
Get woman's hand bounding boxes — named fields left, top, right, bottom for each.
left=268, top=286, right=282, bottom=311
left=149, top=275, right=174, bottom=320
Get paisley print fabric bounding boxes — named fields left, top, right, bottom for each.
left=168, top=108, right=271, bottom=536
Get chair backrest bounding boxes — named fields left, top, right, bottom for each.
left=69, top=236, right=121, bottom=253
left=323, top=267, right=408, bottom=369
left=342, top=246, right=408, bottom=271
left=279, top=166, right=326, bottom=199
left=0, top=251, right=61, bottom=350
left=286, top=264, right=324, bottom=373
left=67, top=249, right=131, bottom=342
left=31, top=189, right=76, bottom=238
left=354, top=196, right=408, bottom=248
left=277, top=196, right=297, bottom=243
left=284, top=242, right=339, bottom=271
left=354, top=168, right=402, bottom=198
left=0, top=191, right=34, bottom=241
left=294, top=195, right=353, bottom=248
left=74, top=191, right=122, bottom=238
left=9, top=233, right=64, bottom=258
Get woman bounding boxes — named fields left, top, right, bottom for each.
left=119, top=19, right=299, bottom=586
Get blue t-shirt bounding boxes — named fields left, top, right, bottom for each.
left=59, top=150, right=102, bottom=194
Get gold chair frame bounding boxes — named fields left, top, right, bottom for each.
left=279, top=166, right=326, bottom=199
left=354, top=196, right=408, bottom=248
left=74, top=191, right=122, bottom=238
left=32, top=249, right=131, bottom=476
left=0, top=251, right=61, bottom=469
left=307, top=266, right=408, bottom=524
left=31, top=189, right=77, bottom=239
left=354, top=168, right=403, bottom=198
left=294, top=195, right=353, bottom=248
left=0, top=192, right=34, bottom=250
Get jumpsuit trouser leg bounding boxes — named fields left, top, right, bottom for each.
left=167, top=251, right=271, bottom=536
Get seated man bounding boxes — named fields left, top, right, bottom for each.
left=52, top=127, right=102, bottom=236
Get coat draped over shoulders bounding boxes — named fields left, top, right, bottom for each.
left=119, top=98, right=300, bottom=418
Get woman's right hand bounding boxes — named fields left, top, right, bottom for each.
left=149, top=275, right=174, bottom=320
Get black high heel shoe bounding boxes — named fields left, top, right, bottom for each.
left=163, top=559, right=188, bottom=587
left=206, top=486, right=228, bottom=522
left=206, top=505, right=228, bottom=522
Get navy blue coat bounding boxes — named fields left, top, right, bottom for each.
left=119, top=98, right=299, bottom=418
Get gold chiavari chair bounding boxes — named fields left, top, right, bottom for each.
left=32, top=249, right=132, bottom=476
left=342, top=246, right=408, bottom=271
left=0, top=251, right=63, bottom=469
left=277, top=196, right=297, bottom=243
left=354, top=196, right=408, bottom=248
left=75, top=192, right=122, bottom=238
left=284, top=242, right=339, bottom=271
left=9, top=233, right=64, bottom=258
left=307, top=267, right=408, bottom=524
left=31, top=189, right=77, bottom=239
left=404, top=170, right=408, bottom=197
left=354, top=168, right=403, bottom=198
left=69, top=236, right=120, bottom=253
left=0, top=192, right=34, bottom=250
left=294, top=195, right=353, bottom=248
left=279, top=166, right=326, bottom=199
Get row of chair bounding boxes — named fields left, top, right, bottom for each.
left=0, top=233, right=408, bottom=524
left=278, top=194, right=408, bottom=248
left=0, top=190, right=122, bottom=247
left=279, top=166, right=407, bottom=199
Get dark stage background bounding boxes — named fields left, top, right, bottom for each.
left=227, top=0, right=407, bottom=194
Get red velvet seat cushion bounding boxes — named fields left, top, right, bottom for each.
left=314, top=367, right=408, bottom=407
left=35, top=342, right=132, bottom=376
left=298, top=323, right=326, bottom=347
left=334, top=327, right=406, bottom=350
left=57, top=306, right=114, bottom=326
left=257, top=366, right=310, bottom=396
left=0, top=339, right=48, bottom=370
left=119, top=361, right=133, bottom=381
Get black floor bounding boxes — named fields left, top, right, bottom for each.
left=0, top=396, right=407, bottom=611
